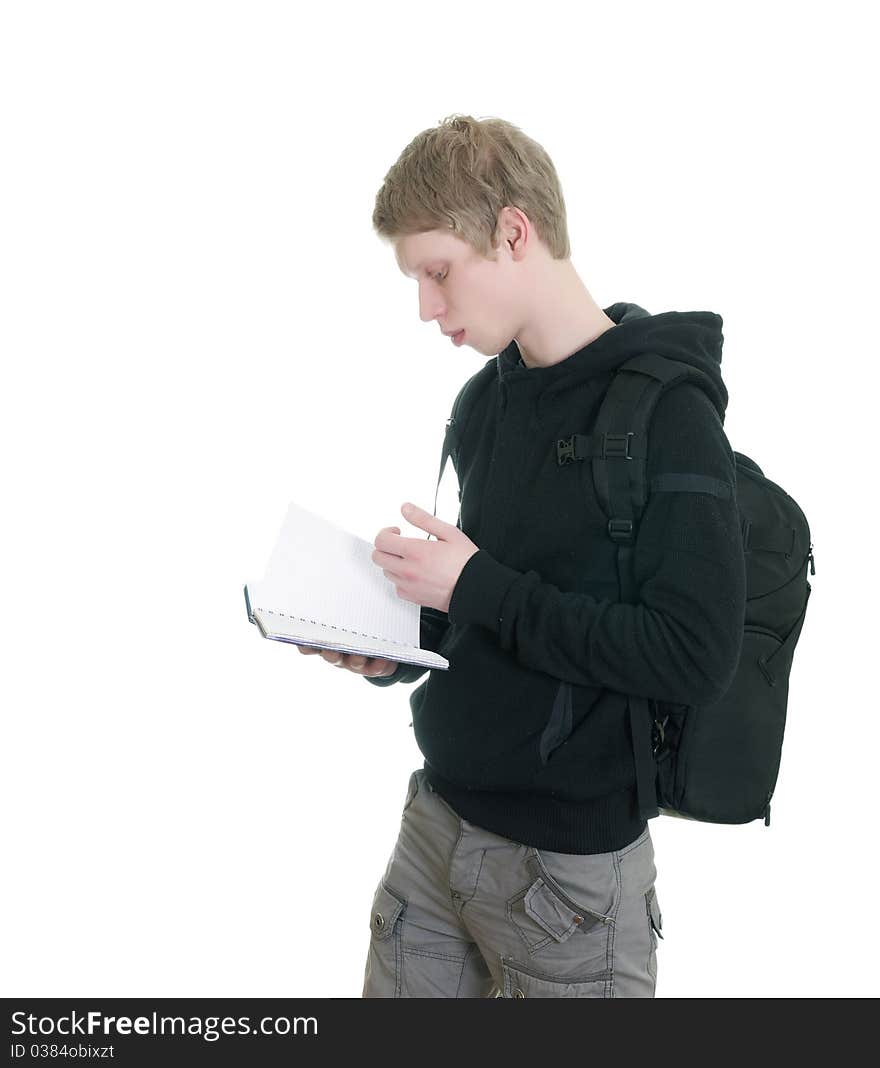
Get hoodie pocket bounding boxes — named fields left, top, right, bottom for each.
left=539, top=680, right=574, bottom=764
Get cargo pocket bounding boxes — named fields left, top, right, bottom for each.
left=501, top=955, right=611, bottom=998
left=508, top=877, right=610, bottom=949
left=645, top=885, right=663, bottom=991
left=507, top=857, right=615, bottom=975
left=363, top=881, right=407, bottom=998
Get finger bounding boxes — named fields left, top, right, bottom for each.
left=374, top=528, right=406, bottom=556
left=400, top=502, right=444, bottom=537
left=372, top=548, right=405, bottom=570
left=364, top=657, right=393, bottom=677
left=374, top=526, right=401, bottom=543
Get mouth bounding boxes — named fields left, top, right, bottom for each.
left=449, top=329, right=465, bottom=345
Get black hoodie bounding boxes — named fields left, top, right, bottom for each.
left=368, top=302, right=746, bottom=853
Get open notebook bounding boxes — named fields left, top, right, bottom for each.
left=244, top=500, right=449, bottom=671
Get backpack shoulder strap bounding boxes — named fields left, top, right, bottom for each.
left=432, top=361, right=496, bottom=528
left=579, top=353, right=720, bottom=822
left=589, top=354, right=721, bottom=591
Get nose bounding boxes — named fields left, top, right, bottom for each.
left=418, top=283, right=445, bottom=325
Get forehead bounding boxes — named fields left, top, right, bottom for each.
left=394, top=231, right=463, bottom=277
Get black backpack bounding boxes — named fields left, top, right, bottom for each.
left=435, top=353, right=815, bottom=828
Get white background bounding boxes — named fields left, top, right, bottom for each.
left=2, top=0, right=876, bottom=998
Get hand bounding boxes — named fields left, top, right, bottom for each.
left=294, top=645, right=398, bottom=677
left=370, top=503, right=479, bottom=614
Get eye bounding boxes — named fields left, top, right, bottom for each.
left=434, top=271, right=446, bottom=282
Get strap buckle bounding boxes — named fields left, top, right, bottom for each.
left=603, top=431, right=634, bottom=459
left=608, top=518, right=634, bottom=541
left=556, top=435, right=577, bottom=465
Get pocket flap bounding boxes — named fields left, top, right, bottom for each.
left=502, top=957, right=611, bottom=998
left=370, top=882, right=405, bottom=941
left=524, top=878, right=603, bottom=942
left=647, top=885, right=664, bottom=940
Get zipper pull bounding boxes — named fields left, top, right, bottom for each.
left=809, top=543, right=815, bottom=575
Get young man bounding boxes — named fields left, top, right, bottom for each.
left=298, top=115, right=745, bottom=997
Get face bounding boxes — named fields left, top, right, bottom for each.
left=393, top=227, right=521, bottom=356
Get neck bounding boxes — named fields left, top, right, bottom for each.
left=513, top=260, right=616, bottom=369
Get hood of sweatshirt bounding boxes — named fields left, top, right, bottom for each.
left=496, top=301, right=728, bottom=424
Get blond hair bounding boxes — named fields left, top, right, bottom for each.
left=372, top=113, right=571, bottom=261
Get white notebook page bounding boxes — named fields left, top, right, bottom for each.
left=249, top=501, right=420, bottom=647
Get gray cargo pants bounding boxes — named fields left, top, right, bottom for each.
left=363, top=768, right=664, bottom=998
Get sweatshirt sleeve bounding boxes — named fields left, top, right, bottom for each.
left=364, top=605, right=451, bottom=687
left=446, top=383, right=746, bottom=707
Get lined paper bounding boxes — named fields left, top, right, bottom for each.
left=249, top=500, right=421, bottom=647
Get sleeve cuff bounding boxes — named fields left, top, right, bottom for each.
left=448, top=548, right=522, bottom=633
